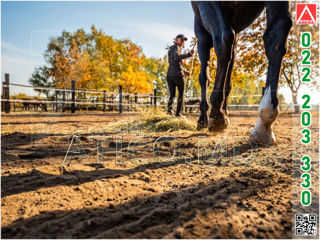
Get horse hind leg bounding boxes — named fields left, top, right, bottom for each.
left=251, top=2, right=292, bottom=145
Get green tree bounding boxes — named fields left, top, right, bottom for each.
left=144, top=56, right=168, bottom=96
left=28, top=66, right=54, bottom=98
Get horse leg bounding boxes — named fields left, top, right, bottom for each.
left=222, top=37, right=237, bottom=116
left=251, top=2, right=292, bottom=145
left=197, top=1, right=235, bottom=132
left=194, top=16, right=213, bottom=130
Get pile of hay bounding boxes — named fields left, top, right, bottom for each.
left=107, top=107, right=197, bottom=133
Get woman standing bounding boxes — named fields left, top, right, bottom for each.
left=166, top=34, right=194, bottom=117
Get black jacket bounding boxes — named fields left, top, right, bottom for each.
left=167, top=44, right=192, bottom=77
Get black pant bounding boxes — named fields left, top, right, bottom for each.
left=166, top=75, right=185, bottom=116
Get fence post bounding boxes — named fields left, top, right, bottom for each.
left=119, top=85, right=122, bottom=113
left=71, top=80, right=75, bottom=113
left=153, top=89, right=157, bottom=107
left=55, top=91, right=58, bottom=112
left=108, top=95, right=111, bottom=111
left=1, top=82, right=3, bottom=112
left=135, top=93, right=138, bottom=104
left=110, top=94, right=113, bottom=111
left=13, top=96, right=16, bottom=112
left=4, top=73, right=10, bottom=113
left=62, top=90, right=66, bottom=112
left=103, top=90, right=106, bottom=112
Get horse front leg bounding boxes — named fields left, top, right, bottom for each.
left=251, top=2, right=292, bottom=145
left=208, top=59, right=233, bottom=132
left=208, top=29, right=235, bottom=132
left=222, top=37, right=237, bottom=116
left=196, top=1, right=235, bottom=132
left=194, top=16, right=212, bottom=130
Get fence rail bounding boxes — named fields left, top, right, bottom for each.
left=1, top=74, right=171, bottom=113
left=1, top=73, right=305, bottom=114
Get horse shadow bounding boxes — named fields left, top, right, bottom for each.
left=1, top=168, right=287, bottom=239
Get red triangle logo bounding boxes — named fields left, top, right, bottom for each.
left=296, top=4, right=317, bottom=24
left=302, top=9, right=313, bottom=21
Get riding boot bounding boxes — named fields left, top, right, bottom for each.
left=175, top=76, right=185, bottom=117
left=168, top=98, right=174, bottom=116
left=176, top=98, right=183, bottom=117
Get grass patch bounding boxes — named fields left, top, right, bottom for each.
left=107, top=107, right=197, bottom=133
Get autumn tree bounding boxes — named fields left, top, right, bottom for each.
left=119, top=66, right=153, bottom=93
left=44, top=29, right=91, bottom=89
left=29, top=25, right=166, bottom=96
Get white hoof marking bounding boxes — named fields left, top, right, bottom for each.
left=251, top=86, right=278, bottom=145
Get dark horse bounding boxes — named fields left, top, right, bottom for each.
left=192, top=1, right=292, bottom=145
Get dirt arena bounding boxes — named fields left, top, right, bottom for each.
left=1, top=111, right=319, bottom=238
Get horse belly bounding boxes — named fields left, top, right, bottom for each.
left=222, top=1, right=265, bottom=33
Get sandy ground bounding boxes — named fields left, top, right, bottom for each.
left=1, top=111, right=319, bottom=238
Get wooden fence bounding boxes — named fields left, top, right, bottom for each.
left=0, top=73, right=176, bottom=114
left=2, top=73, right=304, bottom=114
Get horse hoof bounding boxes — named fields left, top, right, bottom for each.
left=208, top=117, right=229, bottom=132
left=197, top=121, right=208, bottom=130
left=250, top=128, right=275, bottom=145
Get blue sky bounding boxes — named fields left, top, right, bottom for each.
left=1, top=1, right=195, bottom=86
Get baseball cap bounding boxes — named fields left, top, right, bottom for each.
left=175, top=34, right=188, bottom=41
